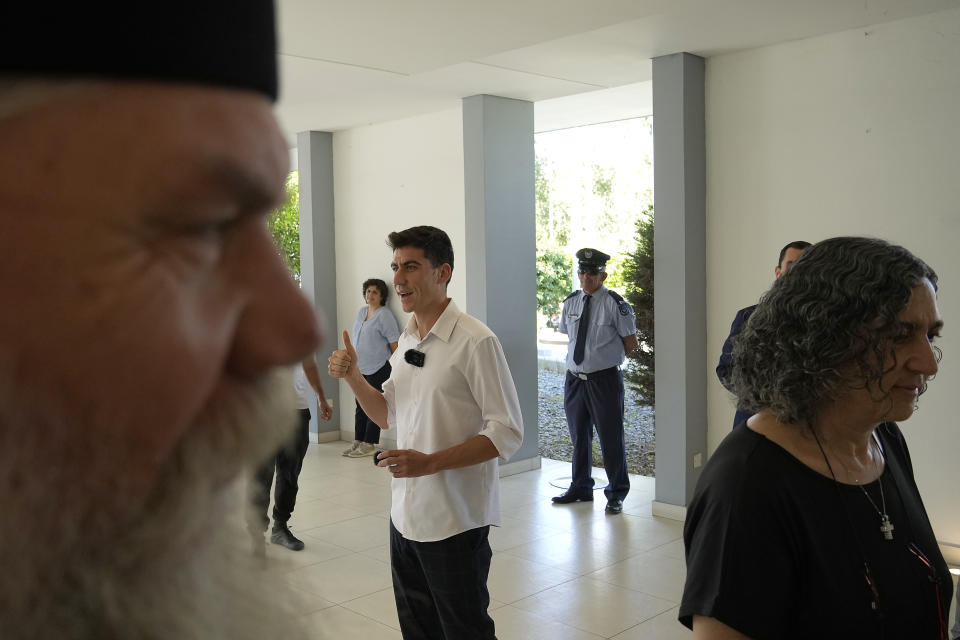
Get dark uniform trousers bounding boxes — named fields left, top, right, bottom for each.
left=249, top=407, right=311, bottom=530
left=564, top=367, right=630, bottom=500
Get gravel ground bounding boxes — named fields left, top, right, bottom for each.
left=538, top=368, right=656, bottom=477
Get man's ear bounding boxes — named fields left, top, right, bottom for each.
left=774, top=265, right=783, bottom=279
left=438, top=263, right=452, bottom=285
left=601, top=272, right=608, bottom=283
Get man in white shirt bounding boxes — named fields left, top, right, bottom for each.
left=248, top=356, right=333, bottom=553
left=329, top=226, right=523, bottom=640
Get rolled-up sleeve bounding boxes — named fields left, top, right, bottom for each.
left=466, top=335, right=523, bottom=461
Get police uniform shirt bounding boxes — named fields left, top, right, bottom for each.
left=559, top=285, right=636, bottom=374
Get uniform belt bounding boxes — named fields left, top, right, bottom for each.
left=568, top=366, right=618, bottom=381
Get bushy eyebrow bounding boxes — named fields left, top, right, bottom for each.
left=900, top=320, right=944, bottom=334
left=211, top=158, right=284, bottom=212
left=391, top=259, right=423, bottom=269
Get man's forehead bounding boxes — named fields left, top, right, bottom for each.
left=392, top=247, right=428, bottom=264
left=0, top=85, right=288, bottom=228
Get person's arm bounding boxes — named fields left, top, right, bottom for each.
left=379, top=334, right=523, bottom=478
left=383, top=310, right=401, bottom=355
left=613, top=295, right=639, bottom=355
left=717, top=306, right=753, bottom=393
left=329, top=331, right=388, bottom=428
left=376, top=434, right=499, bottom=477
left=693, top=617, right=752, bottom=640
left=301, top=357, right=332, bottom=421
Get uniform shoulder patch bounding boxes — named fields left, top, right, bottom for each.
left=563, top=291, right=579, bottom=302
left=607, top=290, right=632, bottom=316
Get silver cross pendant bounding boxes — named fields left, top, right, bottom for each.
left=880, top=515, right=894, bottom=541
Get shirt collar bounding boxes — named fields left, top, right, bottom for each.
left=405, top=299, right=461, bottom=343
left=582, top=285, right=607, bottom=297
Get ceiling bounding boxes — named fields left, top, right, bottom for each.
left=274, top=0, right=957, bottom=139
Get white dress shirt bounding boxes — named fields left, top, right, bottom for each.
left=382, top=300, right=524, bottom=542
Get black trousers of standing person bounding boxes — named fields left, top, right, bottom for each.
left=390, top=520, right=496, bottom=640
left=355, top=360, right=391, bottom=444
left=249, top=408, right=310, bottom=531
left=563, top=367, right=630, bottom=501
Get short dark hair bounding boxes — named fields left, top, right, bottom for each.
left=387, top=226, right=454, bottom=284
left=361, top=278, right=389, bottom=304
left=777, top=240, right=812, bottom=267
left=733, top=236, right=938, bottom=425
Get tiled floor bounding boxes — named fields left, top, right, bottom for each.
left=259, top=442, right=693, bottom=639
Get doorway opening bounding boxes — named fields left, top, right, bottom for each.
left=535, top=117, right=656, bottom=477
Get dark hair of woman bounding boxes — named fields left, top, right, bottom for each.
left=361, top=278, right=389, bottom=304
left=732, top=236, right=938, bottom=425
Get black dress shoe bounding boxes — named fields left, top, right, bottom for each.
left=552, top=490, right=594, bottom=504
left=270, top=523, right=305, bottom=551
left=605, top=498, right=623, bottom=514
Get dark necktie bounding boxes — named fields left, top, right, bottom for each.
left=573, top=294, right=591, bottom=365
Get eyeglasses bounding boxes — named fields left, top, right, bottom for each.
left=404, top=349, right=425, bottom=368
left=907, top=542, right=947, bottom=640
left=860, top=544, right=946, bottom=638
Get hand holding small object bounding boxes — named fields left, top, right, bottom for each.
left=374, top=449, right=434, bottom=478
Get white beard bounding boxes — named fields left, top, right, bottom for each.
left=0, top=365, right=312, bottom=640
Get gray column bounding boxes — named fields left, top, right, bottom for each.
left=462, top=95, right=540, bottom=471
left=297, top=131, right=340, bottom=440
left=652, top=53, right=707, bottom=515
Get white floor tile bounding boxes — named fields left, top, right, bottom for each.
left=262, top=442, right=684, bottom=636
left=587, top=550, right=687, bottom=602
left=611, top=607, right=693, bottom=639
left=301, top=605, right=403, bottom=640
left=512, top=576, right=676, bottom=638
left=488, top=552, right=578, bottom=603
left=286, top=553, right=394, bottom=604
left=341, top=586, right=401, bottom=630
left=491, top=604, right=605, bottom=640
left=303, top=513, right=390, bottom=552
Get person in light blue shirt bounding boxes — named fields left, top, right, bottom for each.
left=343, top=278, right=400, bottom=458
left=552, top=248, right=637, bottom=514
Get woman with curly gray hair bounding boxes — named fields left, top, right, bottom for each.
left=680, top=237, right=951, bottom=639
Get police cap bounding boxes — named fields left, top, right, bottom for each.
left=575, top=248, right=610, bottom=274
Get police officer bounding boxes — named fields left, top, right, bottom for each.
left=552, top=248, right=638, bottom=514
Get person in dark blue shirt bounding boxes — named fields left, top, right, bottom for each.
left=716, top=240, right=811, bottom=428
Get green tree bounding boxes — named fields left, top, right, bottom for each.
left=590, top=163, right=618, bottom=236
left=536, top=248, right=573, bottom=328
left=535, top=154, right=570, bottom=248
left=622, top=206, right=654, bottom=404
left=267, top=172, right=301, bottom=281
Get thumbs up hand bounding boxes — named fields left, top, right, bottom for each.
left=328, top=330, right=359, bottom=380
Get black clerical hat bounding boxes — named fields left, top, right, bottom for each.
left=0, top=2, right=279, bottom=101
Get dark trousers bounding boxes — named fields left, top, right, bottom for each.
left=249, top=408, right=310, bottom=530
left=390, top=520, right=496, bottom=640
left=564, top=368, right=630, bottom=501
left=355, top=360, right=391, bottom=444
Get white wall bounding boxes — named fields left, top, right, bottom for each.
left=331, top=108, right=466, bottom=443
left=706, top=7, right=960, bottom=552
